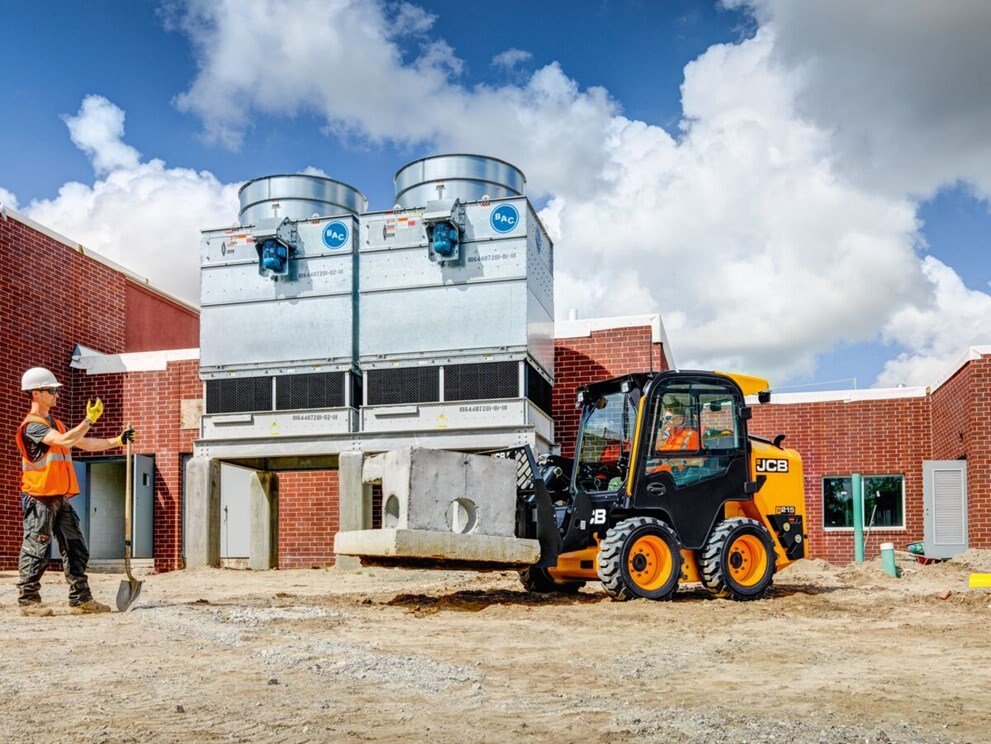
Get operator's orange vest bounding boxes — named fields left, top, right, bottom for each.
left=658, top=427, right=699, bottom=451
left=16, top=414, right=80, bottom=497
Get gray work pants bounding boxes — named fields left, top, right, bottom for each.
left=17, top=494, right=93, bottom=607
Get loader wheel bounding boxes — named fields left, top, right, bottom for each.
left=700, top=518, right=776, bottom=601
left=598, top=517, right=683, bottom=601
left=518, top=567, right=585, bottom=594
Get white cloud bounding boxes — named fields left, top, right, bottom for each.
left=63, top=95, right=142, bottom=175
left=492, top=48, right=532, bottom=69
left=876, top=256, right=991, bottom=386
left=733, top=0, right=991, bottom=200
left=391, top=1, right=436, bottom=35
left=22, top=96, right=240, bottom=305
left=0, top=186, right=18, bottom=211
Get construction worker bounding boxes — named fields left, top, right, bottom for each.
left=646, top=404, right=701, bottom=477
left=657, top=405, right=700, bottom=452
left=15, top=367, right=136, bottom=616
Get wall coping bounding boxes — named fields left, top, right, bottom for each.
left=5, top=208, right=197, bottom=313
left=554, top=313, right=675, bottom=367
left=71, top=345, right=199, bottom=375
left=929, top=345, right=991, bottom=393
left=747, top=386, right=928, bottom=405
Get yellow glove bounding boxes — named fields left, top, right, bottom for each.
left=114, top=426, right=136, bottom=447
left=85, top=398, right=104, bottom=426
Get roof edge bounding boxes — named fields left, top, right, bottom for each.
left=7, top=208, right=198, bottom=313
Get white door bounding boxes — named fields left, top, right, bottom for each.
left=220, top=464, right=252, bottom=559
left=923, top=460, right=968, bottom=559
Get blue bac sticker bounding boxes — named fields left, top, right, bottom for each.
left=490, top=204, right=519, bottom=233
left=323, top=220, right=350, bottom=249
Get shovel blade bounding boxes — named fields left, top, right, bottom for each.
left=116, top=578, right=143, bottom=612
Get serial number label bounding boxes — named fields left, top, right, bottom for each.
left=298, top=269, right=345, bottom=279
left=292, top=414, right=339, bottom=421
left=458, top=404, right=510, bottom=413
left=467, top=252, right=517, bottom=263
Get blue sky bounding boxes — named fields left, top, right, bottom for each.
left=3, top=0, right=990, bottom=390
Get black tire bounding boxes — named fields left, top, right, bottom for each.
left=597, top=517, right=683, bottom=601
left=700, top=518, right=777, bottom=601
left=518, top=566, right=585, bottom=594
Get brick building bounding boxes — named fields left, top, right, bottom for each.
left=1, top=209, right=986, bottom=571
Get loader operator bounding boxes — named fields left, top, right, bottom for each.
left=646, top=404, right=701, bottom=478
left=15, top=367, right=135, bottom=617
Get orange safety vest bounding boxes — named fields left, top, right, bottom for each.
left=16, top=414, right=80, bottom=497
left=658, top=427, right=700, bottom=452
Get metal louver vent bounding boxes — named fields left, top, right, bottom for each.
left=367, top=367, right=440, bottom=405
left=206, top=377, right=272, bottom=414
left=444, top=361, right=518, bottom=402
left=526, top=363, right=553, bottom=415
left=933, top=469, right=965, bottom=544
left=276, top=372, right=346, bottom=410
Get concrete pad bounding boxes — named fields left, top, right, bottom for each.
left=334, top=529, right=540, bottom=567
left=363, top=447, right=518, bottom=538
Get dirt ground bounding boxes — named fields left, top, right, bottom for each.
left=1, top=551, right=989, bottom=743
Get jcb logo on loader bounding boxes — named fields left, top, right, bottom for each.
left=755, top=458, right=789, bottom=473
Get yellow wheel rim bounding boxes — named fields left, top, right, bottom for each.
left=727, top=534, right=769, bottom=587
left=627, top=535, right=674, bottom=591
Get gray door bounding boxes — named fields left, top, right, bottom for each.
left=220, top=463, right=252, bottom=559
left=923, top=460, right=968, bottom=559
left=132, top=455, right=155, bottom=559
left=53, top=461, right=90, bottom=560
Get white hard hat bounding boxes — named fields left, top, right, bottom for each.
left=21, top=367, right=62, bottom=391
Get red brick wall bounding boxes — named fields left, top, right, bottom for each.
left=124, top=282, right=198, bottom=352
left=959, top=359, right=991, bottom=547
left=553, top=328, right=668, bottom=457
left=750, top=396, right=931, bottom=563
left=277, top=471, right=340, bottom=568
left=73, top=359, right=201, bottom=572
left=1, top=217, right=127, bottom=569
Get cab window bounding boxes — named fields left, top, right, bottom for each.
left=644, top=383, right=741, bottom=488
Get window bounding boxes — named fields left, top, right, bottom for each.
left=575, top=389, right=637, bottom=492
left=823, top=475, right=905, bottom=529
left=643, top=383, right=740, bottom=489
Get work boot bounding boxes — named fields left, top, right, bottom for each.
left=20, top=603, right=55, bottom=617
left=69, top=599, right=111, bottom=614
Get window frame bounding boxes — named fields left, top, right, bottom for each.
left=821, top=474, right=907, bottom=531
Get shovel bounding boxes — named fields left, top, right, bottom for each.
left=116, top=434, right=143, bottom=611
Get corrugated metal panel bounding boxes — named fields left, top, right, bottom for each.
left=933, top=468, right=966, bottom=544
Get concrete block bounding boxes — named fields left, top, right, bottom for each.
left=249, top=471, right=278, bottom=571
left=334, top=528, right=540, bottom=567
left=184, top=456, right=221, bottom=568
left=337, top=451, right=374, bottom=570
left=362, top=448, right=518, bottom=538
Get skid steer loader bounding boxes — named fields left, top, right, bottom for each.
left=507, top=369, right=807, bottom=601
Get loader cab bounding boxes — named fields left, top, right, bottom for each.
left=629, top=371, right=753, bottom=549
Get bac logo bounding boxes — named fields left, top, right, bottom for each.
left=755, top=458, right=789, bottom=473
left=323, top=221, right=350, bottom=249
left=490, top=204, right=519, bottom=233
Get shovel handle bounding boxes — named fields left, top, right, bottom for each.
left=124, top=426, right=134, bottom=579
